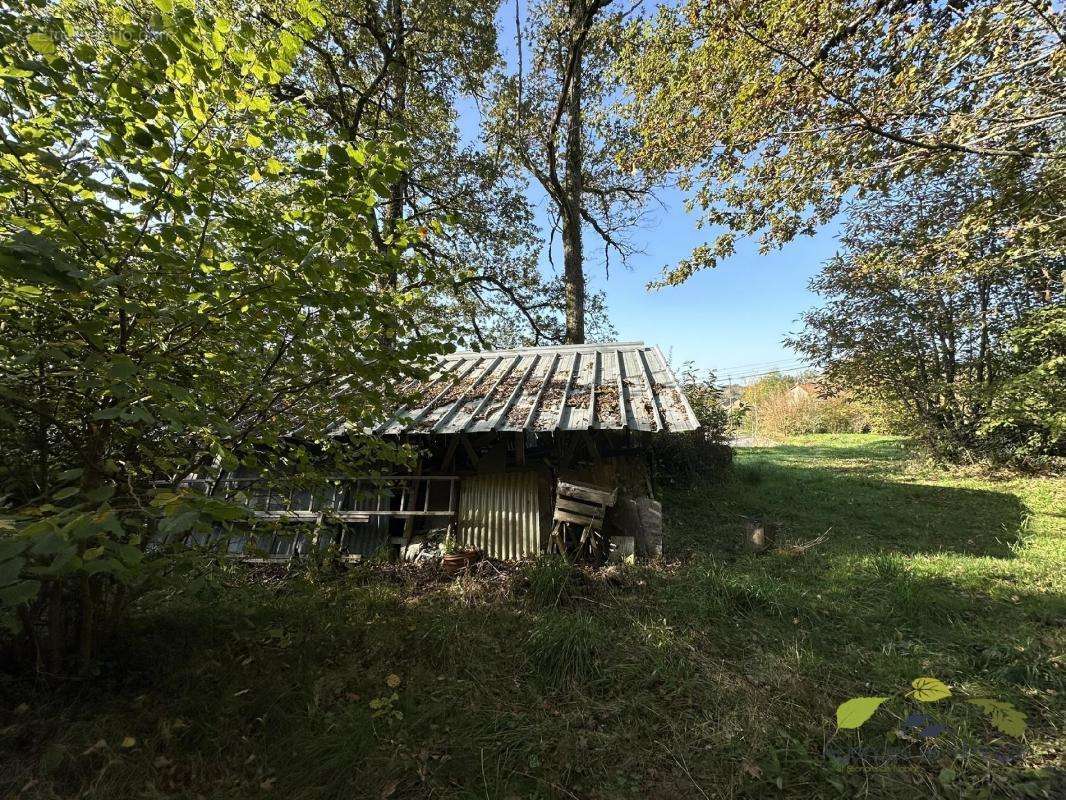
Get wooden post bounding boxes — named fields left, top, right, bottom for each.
left=514, top=431, right=526, bottom=466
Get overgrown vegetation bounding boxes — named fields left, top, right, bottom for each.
left=733, top=372, right=876, bottom=439
left=2, top=436, right=1061, bottom=798
left=0, top=0, right=441, bottom=673
left=620, top=0, right=1064, bottom=465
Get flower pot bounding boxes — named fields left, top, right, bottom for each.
left=442, top=548, right=480, bottom=577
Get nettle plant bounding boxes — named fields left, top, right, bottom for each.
left=0, top=0, right=443, bottom=674
left=836, top=677, right=1027, bottom=740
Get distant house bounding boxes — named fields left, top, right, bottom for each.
left=788, top=382, right=823, bottom=403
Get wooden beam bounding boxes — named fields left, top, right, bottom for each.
left=581, top=430, right=601, bottom=462
left=514, top=431, right=526, bottom=466
left=459, top=433, right=480, bottom=468
left=440, top=435, right=460, bottom=471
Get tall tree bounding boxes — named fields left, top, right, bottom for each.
left=261, top=0, right=575, bottom=347
left=786, top=162, right=1060, bottom=458
left=489, top=0, right=656, bottom=343
left=619, top=0, right=1064, bottom=284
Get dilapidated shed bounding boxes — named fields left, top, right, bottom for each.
left=192, top=342, right=702, bottom=562
left=327, top=341, right=701, bottom=560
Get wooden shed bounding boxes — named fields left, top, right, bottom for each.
left=186, top=342, right=701, bottom=561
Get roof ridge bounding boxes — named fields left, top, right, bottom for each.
left=443, top=341, right=646, bottom=358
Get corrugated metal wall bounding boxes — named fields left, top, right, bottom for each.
left=458, top=472, right=541, bottom=559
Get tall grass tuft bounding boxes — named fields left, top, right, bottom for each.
left=518, top=555, right=576, bottom=607
left=526, top=613, right=609, bottom=690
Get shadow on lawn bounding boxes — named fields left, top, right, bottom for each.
left=664, top=444, right=1029, bottom=559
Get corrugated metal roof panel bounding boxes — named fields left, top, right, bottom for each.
left=370, top=341, right=700, bottom=435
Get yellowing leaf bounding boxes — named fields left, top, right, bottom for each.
left=245, top=132, right=263, bottom=148
left=908, top=677, right=951, bottom=702
left=120, top=736, right=136, bottom=748
left=386, top=673, right=401, bottom=689
left=968, top=698, right=1027, bottom=738
left=835, top=696, right=889, bottom=729
left=27, top=32, right=55, bottom=57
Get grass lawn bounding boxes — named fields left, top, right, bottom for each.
left=2, top=435, right=1063, bottom=799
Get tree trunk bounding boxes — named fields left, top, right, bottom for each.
left=383, top=0, right=407, bottom=248
left=561, top=0, right=586, bottom=345
left=377, top=0, right=408, bottom=349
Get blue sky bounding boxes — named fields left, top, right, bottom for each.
left=563, top=187, right=838, bottom=383
left=454, top=3, right=842, bottom=383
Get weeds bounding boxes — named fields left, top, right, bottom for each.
left=1, top=435, right=1062, bottom=799
left=525, top=612, right=610, bottom=690
left=517, top=554, right=575, bottom=607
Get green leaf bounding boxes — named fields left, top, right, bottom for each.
left=968, top=699, right=1027, bottom=738
left=0, top=66, right=34, bottom=79
left=52, top=486, right=80, bottom=501
left=908, top=677, right=951, bottom=702
left=0, top=556, right=24, bottom=586
left=27, top=32, right=56, bottom=57
left=0, top=579, right=41, bottom=608
left=152, top=0, right=174, bottom=12
left=0, top=538, right=29, bottom=561
left=836, top=697, right=889, bottom=729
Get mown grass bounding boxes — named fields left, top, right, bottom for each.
left=2, top=435, right=1063, bottom=799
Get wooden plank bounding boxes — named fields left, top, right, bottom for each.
left=553, top=509, right=603, bottom=529
left=402, top=460, right=423, bottom=547
left=522, top=353, right=560, bottom=430
left=335, top=512, right=370, bottom=522
left=555, top=496, right=605, bottom=516
left=493, top=354, right=539, bottom=430
left=557, top=481, right=617, bottom=506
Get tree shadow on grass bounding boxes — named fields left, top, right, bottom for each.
left=665, top=444, right=1028, bottom=559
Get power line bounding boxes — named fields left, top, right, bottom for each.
left=711, top=356, right=806, bottom=372
left=717, top=365, right=815, bottom=385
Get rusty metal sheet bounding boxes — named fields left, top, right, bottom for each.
left=368, top=342, right=699, bottom=435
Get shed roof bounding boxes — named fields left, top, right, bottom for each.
left=369, top=341, right=700, bottom=436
